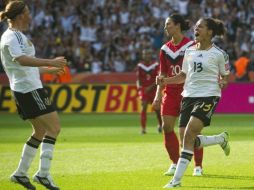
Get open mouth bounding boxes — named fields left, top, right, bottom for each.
left=194, top=32, right=199, bottom=37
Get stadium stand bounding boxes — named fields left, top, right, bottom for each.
left=0, top=0, right=254, bottom=82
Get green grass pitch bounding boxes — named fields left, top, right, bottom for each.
left=0, top=113, right=254, bottom=190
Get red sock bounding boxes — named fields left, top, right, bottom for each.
left=194, top=147, right=203, bottom=167
left=141, top=111, right=146, bottom=130
left=164, top=131, right=179, bottom=164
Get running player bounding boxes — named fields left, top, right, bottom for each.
left=152, top=13, right=203, bottom=176
left=158, top=17, right=230, bottom=188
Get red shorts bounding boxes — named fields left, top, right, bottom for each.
left=161, top=88, right=183, bottom=116
left=138, top=87, right=156, bottom=104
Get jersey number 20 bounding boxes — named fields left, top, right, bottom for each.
left=170, top=65, right=181, bottom=75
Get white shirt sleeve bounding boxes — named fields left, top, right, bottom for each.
left=218, top=52, right=230, bottom=76
left=7, top=33, right=25, bottom=61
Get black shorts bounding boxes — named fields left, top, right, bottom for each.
left=12, top=88, right=55, bottom=120
left=179, top=96, right=220, bottom=127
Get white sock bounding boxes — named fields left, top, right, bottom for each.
left=14, top=142, right=39, bottom=176
left=37, top=136, right=56, bottom=177
left=172, top=150, right=193, bottom=182
left=197, top=134, right=224, bottom=147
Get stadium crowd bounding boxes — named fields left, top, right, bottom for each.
left=0, top=0, right=254, bottom=81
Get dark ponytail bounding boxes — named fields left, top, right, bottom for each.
left=203, top=18, right=226, bottom=37
left=0, top=0, right=26, bottom=22
left=169, top=13, right=190, bottom=31
left=0, top=11, right=8, bottom=22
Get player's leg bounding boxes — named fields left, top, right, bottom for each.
left=10, top=125, right=45, bottom=190
left=32, top=111, right=61, bottom=190
left=162, top=115, right=179, bottom=176
left=164, top=116, right=203, bottom=188
left=140, top=100, right=148, bottom=134
left=164, top=97, right=229, bottom=188
left=193, top=147, right=203, bottom=176
left=195, top=132, right=230, bottom=156
left=12, top=126, right=45, bottom=176
left=10, top=90, right=47, bottom=190
left=154, top=108, right=162, bottom=133
left=193, top=97, right=230, bottom=156
left=179, top=127, right=203, bottom=176
left=161, top=90, right=182, bottom=176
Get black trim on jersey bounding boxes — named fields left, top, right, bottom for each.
left=213, top=44, right=229, bottom=62
left=161, top=50, right=184, bottom=65
left=13, top=31, right=23, bottom=45
left=213, top=44, right=225, bottom=54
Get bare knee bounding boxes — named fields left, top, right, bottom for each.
left=184, top=130, right=196, bottom=145
left=32, top=128, right=46, bottom=140
left=162, top=123, right=174, bottom=133
left=46, top=125, right=61, bottom=138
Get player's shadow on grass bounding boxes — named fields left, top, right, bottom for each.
left=203, top=174, right=254, bottom=181
left=186, top=187, right=254, bottom=189
left=185, top=174, right=254, bottom=190
left=187, top=174, right=254, bottom=190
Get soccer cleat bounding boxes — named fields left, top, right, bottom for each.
left=164, top=164, right=177, bottom=176
left=219, top=132, right=230, bottom=156
left=193, top=166, right=203, bottom=176
left=33, top=174, right=60, bottom=190
left=10, top=175, right=36, bottom=190
left=163, top=179, right=181, bottom=188
left=140, top=130, right=146, bottom=135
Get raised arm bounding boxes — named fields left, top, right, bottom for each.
left=15, top=56, right=67, bottom=68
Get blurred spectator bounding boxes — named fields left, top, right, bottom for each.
left=91, top=56, right=103, bottom=74
left=0, top=0, right=253, bottom=81
left=234, top=52, right=250, bottom=81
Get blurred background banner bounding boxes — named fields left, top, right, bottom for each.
left=216, top=83, right=254, bottom=113
left=1, top=83, right=254, bottom=113
left=0, top=84, right=143, bottom=113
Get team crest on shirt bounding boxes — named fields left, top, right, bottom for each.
left=44, top=97, right=51, bottom=106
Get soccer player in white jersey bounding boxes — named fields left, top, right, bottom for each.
left=152, top=13, right=204, bottom=177
left=0, top=1, right=67, bottom=190
left=156, top=17, right=231, bottom=188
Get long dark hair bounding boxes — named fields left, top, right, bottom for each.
left=0, top=0, right=26, bottom=22
left=203, top=18, right=226, bottom=37
left=169, top=13, right=190, bottom=31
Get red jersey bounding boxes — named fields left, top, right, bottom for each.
left=136, top=61, right=159, bottom=87
left=160, top=37, right=194, bottom=92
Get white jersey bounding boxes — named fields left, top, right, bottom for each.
left=182, top=44, right=230, bottom=97
left=0, top=28, right=42, bottom=93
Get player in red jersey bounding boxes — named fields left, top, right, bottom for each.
left=136, top=49, right=162, bottom=134
left=152, top=14, right=204, bottom=176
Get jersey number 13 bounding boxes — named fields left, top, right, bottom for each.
left=193, top=62, right=203, bottom=72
